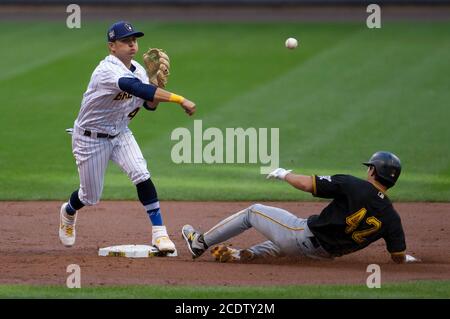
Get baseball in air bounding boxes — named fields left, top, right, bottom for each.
left=285, top=37, right=298, bottom=50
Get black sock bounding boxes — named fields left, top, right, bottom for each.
left=136, top=179, right=164, bottom=226
left=136, top=179, right=158, bottom=205
left=66, top=190, right=84, bottom=216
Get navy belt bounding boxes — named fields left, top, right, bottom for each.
left=83, top=130, right=119, bottom=139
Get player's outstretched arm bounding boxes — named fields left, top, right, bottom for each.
left=118, top=77, right=195, bottom=116
left=285, top=174, right=314, bottom=193
left=266, top=168, right=313, bottom=193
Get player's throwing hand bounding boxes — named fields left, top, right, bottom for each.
left=181, top=98, right=196, bottom=116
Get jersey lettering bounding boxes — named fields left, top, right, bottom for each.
left=345, top=208, right=382, bottom=244
left=352, top=216, right=382, bottom=244
left=128, top=107, right=140, bottom=119
left=345, top=208, right=366, bottom=234
left=113, top=91, right=133, bottom=101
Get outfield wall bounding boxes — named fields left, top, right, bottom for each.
left=1, top=2, right=448, bottom=21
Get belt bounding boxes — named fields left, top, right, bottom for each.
left=83, top=130, right=119, bottom=139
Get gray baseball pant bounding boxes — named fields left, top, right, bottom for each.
left=203, top=203, right=332, bottom=260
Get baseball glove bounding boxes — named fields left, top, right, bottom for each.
left=142, top=48, right=170, bottom=88
left=211, top=245, right=254, bottom=263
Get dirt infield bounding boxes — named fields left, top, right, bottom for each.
left=0, top=201, right=448, bottom=287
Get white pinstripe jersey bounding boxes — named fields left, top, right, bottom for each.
left=74, top=54, right=149, bottom=136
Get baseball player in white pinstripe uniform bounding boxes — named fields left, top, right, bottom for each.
left=59, top=21, right=196, bottom=253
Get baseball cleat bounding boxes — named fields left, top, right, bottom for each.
left=152, top=226, right=176, bottom=253
left=181, top=224, right=206, bottom=259
left=153, top=236, right=176, bottom=253
left=59, top=203, right=77, bottom=247
left=211, top=245, right=254, bottom=263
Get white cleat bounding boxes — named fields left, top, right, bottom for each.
left=152, top=226, right=176, bottom=253
left=59, top=203, right=77, bottom=247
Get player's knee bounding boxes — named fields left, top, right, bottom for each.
left=246, top=204, right=265, bottom=219
left=249, top=203, right=265, bottom=213
left=131, top=172, right=151, bottom=185
left=84, top=198, right=99, bottom=206
left=79, top=193, right=100, bottom=206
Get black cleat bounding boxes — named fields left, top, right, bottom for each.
left=181, top=224, right=207, bottom=259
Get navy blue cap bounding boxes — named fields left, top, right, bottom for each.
left=107, top=21, right=144, bottom=42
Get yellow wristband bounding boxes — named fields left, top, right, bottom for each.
left=169, top=93, right=185, bottom=104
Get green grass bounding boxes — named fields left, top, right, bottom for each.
left=0, top=281, right=449, bottom=298
left=0, top=21, right=449, bottom=201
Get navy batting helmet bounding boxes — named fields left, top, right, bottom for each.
left=363, top=151, right=402, bottom=188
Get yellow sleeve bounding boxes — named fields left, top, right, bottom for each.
left=311, top=175, right=317, bottom=196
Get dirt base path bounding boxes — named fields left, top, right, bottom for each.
left=0, top=201, right=448, bottom=287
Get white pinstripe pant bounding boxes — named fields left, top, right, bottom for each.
left=72, top=127, right=150, bottom=206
